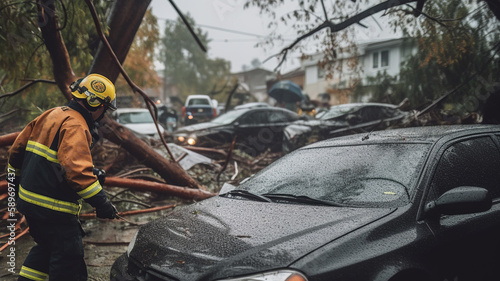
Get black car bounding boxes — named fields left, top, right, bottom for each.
left=283, top=102, right=411, bottom=153
left=111, top=124, right=500, bottom=281
left=174, top=106, right=300, bottom=156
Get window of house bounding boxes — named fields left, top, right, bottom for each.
left=373, top=52, right=379, bottom=68
left=381, top=50, right=389, bottom=67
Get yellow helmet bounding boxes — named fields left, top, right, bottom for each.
left=70, top=73, right=117, bottom=110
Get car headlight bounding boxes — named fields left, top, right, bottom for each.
left=186, top=135, right=197, bottom=145
left=187, top=137, right=196, bottom=145
left=216, top=270, right=308, bottom=281
left=127, top=231, right=138, bottom=257
left=177, top=135, right=186, bottom=142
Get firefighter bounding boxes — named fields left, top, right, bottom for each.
left=8, top=73, right=119, bottom=281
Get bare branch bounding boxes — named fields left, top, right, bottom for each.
left=0, top=79, right=56, bottom=99
left=270, top=0, right=418, bottom=71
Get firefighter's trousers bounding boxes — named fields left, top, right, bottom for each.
left=18, top=217, right=87, bottom=281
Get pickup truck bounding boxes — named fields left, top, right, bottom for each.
left=181, top=95, right=218, bottom=125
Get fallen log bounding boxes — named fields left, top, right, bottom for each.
left=79, top=204, right=176, bottom=219
left=0, top=177, right=216, bottom=201
left=0, top=132, right=20, bottom=147
left=104, top=177, right=216, bottom=200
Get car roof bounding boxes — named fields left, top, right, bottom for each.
left=186, top=95, right=211, bottom=99
left=114, top=108, right=150, bottom=114
left=234, top=102, right=271, bottom=110
left=303, top=124, right=500, bottom=149
left=329, top=102, right=399, bottom=109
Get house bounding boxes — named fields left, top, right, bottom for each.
left=231, top=67, right=275, bottom=102
left=302, top=38, right=417, bottom=105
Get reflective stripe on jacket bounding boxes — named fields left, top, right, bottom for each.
left=8, top=101, right=105, bottom=221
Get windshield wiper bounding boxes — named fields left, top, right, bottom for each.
left=262, top=193, right=347, bottom=207
left=223, top=190, right=272, bottom=202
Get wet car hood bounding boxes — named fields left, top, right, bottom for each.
left=130, top=196, right=393, bottom=280
left=176, top=122, right=224, bottom=133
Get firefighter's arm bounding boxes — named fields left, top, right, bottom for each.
left=58, top=122, right=117, bottom=219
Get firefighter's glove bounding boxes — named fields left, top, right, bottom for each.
left=96, top=201, right=118, bottom=219
left=93, top=168, right=106, bottom=185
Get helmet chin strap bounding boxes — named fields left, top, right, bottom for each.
left=95, top=110, right=107, bottom=122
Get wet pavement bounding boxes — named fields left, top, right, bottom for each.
left=0, top=209, right=173, bottom=281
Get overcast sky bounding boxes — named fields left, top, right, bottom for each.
left=149, top=0, right=398, bottom=73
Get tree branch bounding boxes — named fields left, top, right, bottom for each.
left=168, top=0, right=207, bottom=53
left=270, top=0, right=418, bottom=71
left=84, top=0, right=176, bottom=162
left=0, top=79, right=57, bottom=99
left=36, top=0, right=75, bottom=100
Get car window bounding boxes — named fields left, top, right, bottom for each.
left=239, top=111, right=268, bottom=125
left=118, top=112, right=154, bottom=124
left=268, top=111, right=290, bottom=123
left=359, top=106, right=386, bottom=122
left=211, top=109, right=248, bottom=125
left=320, top=104, right=359, bottom=120
left=427, top=137, right=500, bottom=201
left=238, top=143, right=431, bottom=207
left=188, top=98, right=210, bottom=106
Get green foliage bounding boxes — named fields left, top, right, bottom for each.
left=0, top=0, right=111, bottom=126
left=0, top=1, right=161, bottom=127
left=159, top=14, right=232, bottom=103
left=353, top=1, right=500, bottom=116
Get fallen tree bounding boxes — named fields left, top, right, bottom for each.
left=1, top=0, right=205, bottom=190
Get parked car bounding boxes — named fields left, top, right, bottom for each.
left=182, top=95, right=218, bottom=125
left=283, top=102, right=411, bottom=153
left=111, top=124, right=500, bottom=281
left=112, top=108, right=165, bottom=138
left=174, top=106, right=300, bottom=156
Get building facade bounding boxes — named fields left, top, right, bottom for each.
left=301, top=38, right=417, bottom=105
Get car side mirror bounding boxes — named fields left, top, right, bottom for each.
left=425, top=186, right=491, bottom=216
left=233, top=121, right=240, bottom=128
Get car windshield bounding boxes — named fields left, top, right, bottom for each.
left=118, top=111, right=154, bottom=124
left=320, top=104, right=360, bottom=120
left=210, top=109, right=249, bottom=125
left=238, top=143, right=430, bottom=208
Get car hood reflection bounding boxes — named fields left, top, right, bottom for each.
left=129, top=196, right=394, bottom=280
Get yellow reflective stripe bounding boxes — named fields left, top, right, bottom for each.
left=77, top=180, right=102, bottom=199
left=26, top=140, right=59, bottom=163
left=19, top=185, right=80, bottom=215
left=8, top=163, right=20, bottom=176
left=20, top=266, right=48, bottom=281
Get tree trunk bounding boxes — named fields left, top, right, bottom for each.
left=104, top=177, right=215, bottom=200
left=88, top=0, right=149, bottom=83
left=0, top=132, right=19, bottom=147
left=98, top=118, right=204, bottom=189
left=34, top=0, right=205, bottom=190
left=37, top=0, right=75, bottom=100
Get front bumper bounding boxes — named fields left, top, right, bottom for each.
left=110, top=254, right=135, bottom=281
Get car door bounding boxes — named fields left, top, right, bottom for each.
left=423, top=136, right=500, bottom=280
left=234, top=109, right=270, bottom=155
